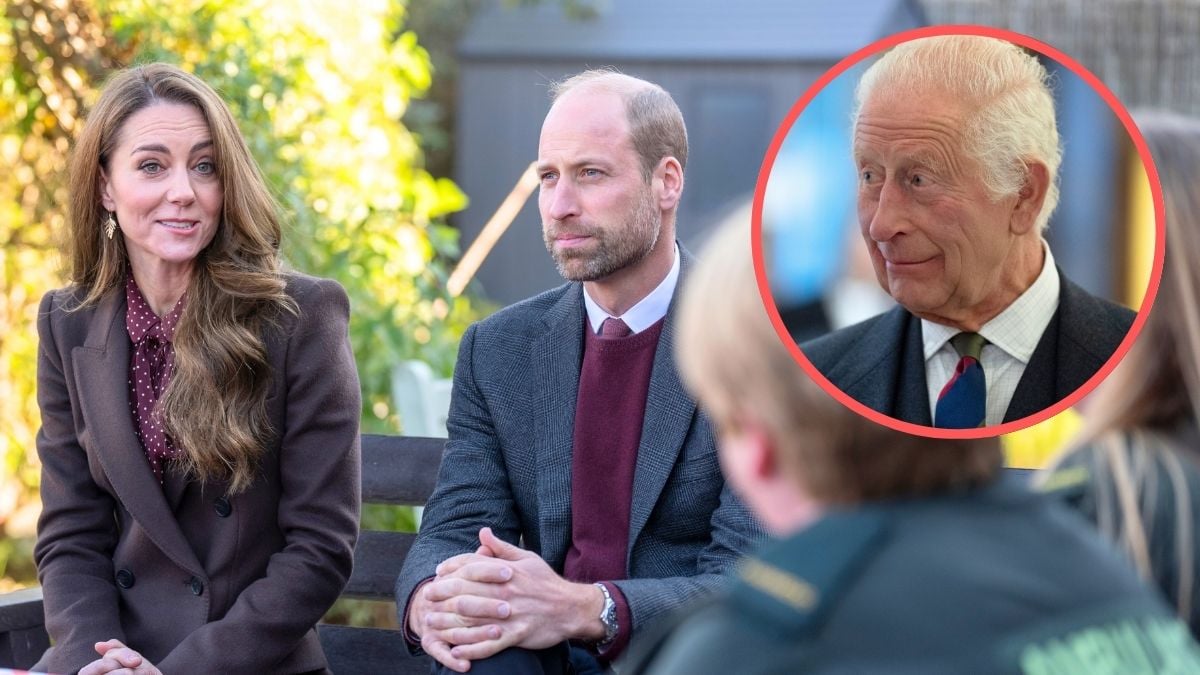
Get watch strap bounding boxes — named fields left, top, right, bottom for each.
left=593, top=582, right=618, bottom=645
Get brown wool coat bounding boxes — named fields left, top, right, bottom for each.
left=32, top=273, right=361, bottom=675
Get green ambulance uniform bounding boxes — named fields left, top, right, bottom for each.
left=621, top=476, right=1200, bottom=674
left=1041, top=434, right=1200, bottom=638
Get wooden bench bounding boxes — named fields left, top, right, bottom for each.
left=0, top=436, right=1044, bottom=673
left=0, top=434, right=444, bottom=675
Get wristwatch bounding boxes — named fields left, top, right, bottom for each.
left=593, top=582, right=618, bottom=646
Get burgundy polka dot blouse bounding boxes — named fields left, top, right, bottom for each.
left=124, top=274, right=186, bottom=484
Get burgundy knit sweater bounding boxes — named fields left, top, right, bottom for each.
left=565, top=316, right=664, bottom=658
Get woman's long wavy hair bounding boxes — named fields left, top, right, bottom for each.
left=1046, top=111, right=1200, bottom=623
left=68, top=63, right=296, bottom=493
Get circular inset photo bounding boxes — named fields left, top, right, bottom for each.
left=752, top=25, right=1164, bottom=439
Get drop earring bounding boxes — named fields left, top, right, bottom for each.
left=105, top=212, right=117, bottom=240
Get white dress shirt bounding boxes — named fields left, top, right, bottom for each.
left=923, top=242, right=1060, bottom=426
left=583, top=243, right=680, bottom=335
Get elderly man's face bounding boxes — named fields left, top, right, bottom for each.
left=537, top=88, right=660, bottom=282
left=853, top=90, right=1023, bottom=325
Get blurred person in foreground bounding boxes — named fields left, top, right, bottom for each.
left=620, top=211, right=1200, bottom=674
left=1041, top=111, right=1200, bottom=638
left=33, top=63, right=361, bottom=674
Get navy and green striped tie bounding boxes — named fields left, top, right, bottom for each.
left=934, top=332, right=987, bottom=428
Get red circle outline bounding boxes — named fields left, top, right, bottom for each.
left=750, top=24, right=1166, bottom=439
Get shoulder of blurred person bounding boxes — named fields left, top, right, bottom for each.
left=1042, top=424, right=1200, bottom=638
left=622, top=474, right=1200, bottom=674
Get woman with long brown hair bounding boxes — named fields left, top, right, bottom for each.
left=33, top=63, right=361, bottom=674
left=1041, top=111, right=1200, bottom=638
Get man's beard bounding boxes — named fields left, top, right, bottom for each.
left=543, top=190, right=661, bottom=282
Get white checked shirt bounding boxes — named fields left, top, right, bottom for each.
left=923, top=242, right=1060, bottom=426
left=583, top=243, right=680, bottom=335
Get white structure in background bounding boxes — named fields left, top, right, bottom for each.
left=391, top=360, right=452, bottom=527
left=391, top=360, right=452, bottom=438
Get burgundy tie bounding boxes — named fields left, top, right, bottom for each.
left=600, top=317, right=632, bottom=338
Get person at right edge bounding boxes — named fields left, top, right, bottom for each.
left=619, top=214, right=1200, bottom=674
left=1040, top=111, right=1200, bottom=639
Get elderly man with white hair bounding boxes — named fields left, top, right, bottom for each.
left=802, top=35, right=1136, bottom=428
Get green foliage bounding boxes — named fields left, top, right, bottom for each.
left=1, top=0, right=480, bottom=603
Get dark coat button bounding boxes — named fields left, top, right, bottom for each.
left=115, top=569, right=135, bottom=589
left=188, top=577, right=204, bottom=596
left=213, top=496, right=232, bottom=518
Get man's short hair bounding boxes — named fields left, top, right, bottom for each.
left=854, top=35, right=1062, bottom=233
left=550, top=69, right=688, bottom=181
left=676, top=204, right=1002, bottom=504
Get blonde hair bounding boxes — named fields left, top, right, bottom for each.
left=676, top=203, right=1001, bottom=505
left=1045, top=111, right=1200, bottom=621
left=67, top=63, right=295, bottom=493
left=855, top=35, right=1062, bottom=233
left=550, top=69, right=688, bottom=180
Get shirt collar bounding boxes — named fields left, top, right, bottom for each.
left=125, top=273, right=186, bottom=344
left=923, top=241, right=1060, bottom=363
left=583, top=242, right=680, bottom=335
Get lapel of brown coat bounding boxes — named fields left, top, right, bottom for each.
left=71, top=289, right=205, bottom=577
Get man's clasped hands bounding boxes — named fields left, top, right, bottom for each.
left=408, top=527, right=607, bottom=673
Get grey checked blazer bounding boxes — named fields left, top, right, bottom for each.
left=395, top=251, right=763, bottom=646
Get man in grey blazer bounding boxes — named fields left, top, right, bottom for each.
left=800, top=35, right=1134, bottom=428
left=395, top=70, right=762, bottom=674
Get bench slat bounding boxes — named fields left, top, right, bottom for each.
left=345, top=530, right=416, bottom=600
left=0, top=587, right=48, bottom=669
left=361, top=435, right=445, bottom=505
left=318, top=624, right=431, bottom=675
left=0, top=588, right=46, bottom=632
